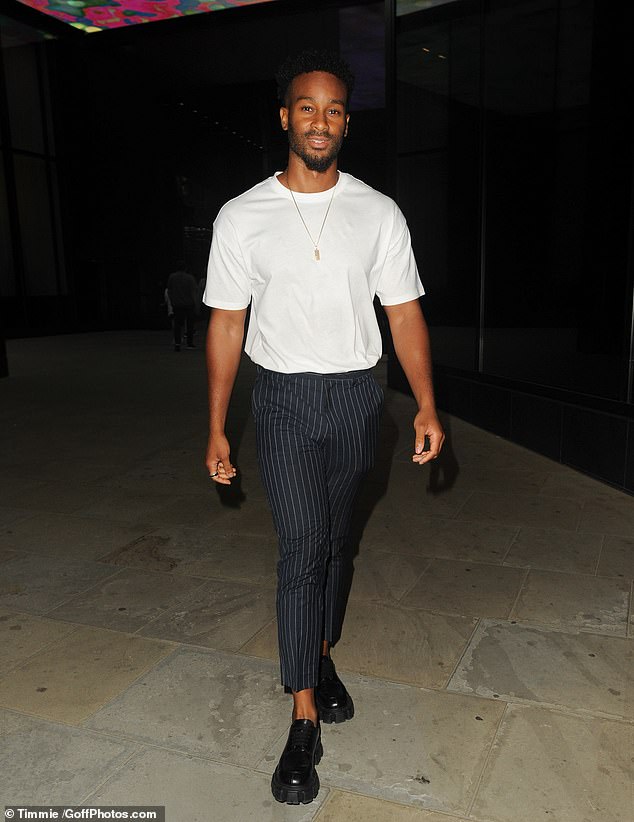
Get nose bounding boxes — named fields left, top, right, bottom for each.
left=311, top=109, right=328, bottom=131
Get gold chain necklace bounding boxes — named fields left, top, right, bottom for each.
left=287, top=177, right=337, bottom=261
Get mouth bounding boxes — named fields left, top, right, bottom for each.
left=306, top=134, right=331, bottom=150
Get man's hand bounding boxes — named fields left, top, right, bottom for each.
left=205, top=307, right=247, bottom=486
left=206, top=432, right=237, bottom=485
left=412, top=409, right=445, bottom=465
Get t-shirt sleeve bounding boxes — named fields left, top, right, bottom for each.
left=375, top=203, right=425, bottom=306
left=203, top=209, right=252, bottom=310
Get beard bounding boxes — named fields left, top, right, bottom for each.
left=287, top=124, right=345, bottom=172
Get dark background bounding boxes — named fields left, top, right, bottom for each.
left=1, top=0, right=633, bottom=490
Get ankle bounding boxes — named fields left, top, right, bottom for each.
left=292, top=687, right=318, bottom=726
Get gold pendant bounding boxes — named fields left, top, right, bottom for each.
left=314, top=248, right=320, bottom=261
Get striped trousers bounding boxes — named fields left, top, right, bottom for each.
left=252, top=366, right=383, bottom=692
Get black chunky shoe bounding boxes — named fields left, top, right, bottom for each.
left=271, top=719, right=322, bottom=805
left=315, top=655, right=354, bottom=724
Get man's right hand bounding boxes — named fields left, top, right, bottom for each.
left=206, top=433, right=237, bottom=485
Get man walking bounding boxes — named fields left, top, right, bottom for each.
left=166, top=261, right=198, bottom=351
left=204, top=50, right=444, bottom=805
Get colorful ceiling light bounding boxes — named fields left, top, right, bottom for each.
left=18, top=0, right=275, bottom=33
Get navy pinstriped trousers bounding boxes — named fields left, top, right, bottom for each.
left=252, top=366, right=383, bottom=692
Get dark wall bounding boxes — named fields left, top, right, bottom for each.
left=392, top=0, right=634, bottom=491
left=1, top=0, right=386, bottom=336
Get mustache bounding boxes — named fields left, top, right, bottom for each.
left=305, top=131, right=332, bottom=140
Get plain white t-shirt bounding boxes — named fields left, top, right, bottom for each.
left=203, top=171, right=424, bottom=373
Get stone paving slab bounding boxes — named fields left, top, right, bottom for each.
left=0, top=513, right=152, bottom=561
left=597, top=535, right=634, bottom=580
left=401, top=559, right=525, bottom=619
left=0, top=708, right=139, bottom=805
left=257, top=674, right=505, bottom=816
left=0, top=547, right=17, bottom=564
left=101, top=526, right=279, bottom=586
left=137, top=578, right=277, bottom=651
left=0, top=507, right=31, bottom=527
left=0, top=554, right=119, bottom=614
left=457, top=491, right=583, bottom=531
left=84, top=647, right=290, bottom=768
left=0, top=625, right=174, bottom=723
left=88, top=745, right=327, bottom=820
left=241, top=604, right=476, bottom=689
left=48, top=568, right=209, bottom=633
left=579, top=497, right=634, bottom=537
left=447, top=620, right=634, bottom=719
left=511, top=570, right=630, bottom=636
left=503, top=527, right=603, bottom=575
left=359, top=517, right=518, bottom=564
left=471, top=704, right=634, bottom=822
left=0, top=608, right=78, bottom=677
left=314, top=791, right=468, bottom=821
left=348, top=550, right=431, bottom=604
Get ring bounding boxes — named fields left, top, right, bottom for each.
left=209, top=471, right=219, bottom=478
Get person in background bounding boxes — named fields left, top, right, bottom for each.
left=166, top=261, right=198, bottom=351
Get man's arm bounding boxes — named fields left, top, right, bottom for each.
left=205, top=307, right=248, bottom=484
left=383, top=299, right=445, bottom=464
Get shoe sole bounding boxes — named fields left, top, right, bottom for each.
left=317, top=696, right=354, bottom=724
left=271, top=741, right=323, bottom=805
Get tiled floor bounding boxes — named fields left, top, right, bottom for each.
left=0, top=331, right=632, bottom=822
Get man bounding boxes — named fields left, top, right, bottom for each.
left=204, top=50, right=444, bottom=805
left=166, top=261, right=198, bottom=351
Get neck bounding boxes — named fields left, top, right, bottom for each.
left=278, top=154, right=339, bottom=192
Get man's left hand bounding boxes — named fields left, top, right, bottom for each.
left=413, top=410, right=445, bottom=464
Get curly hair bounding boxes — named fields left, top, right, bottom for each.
left=275, top=49, right=355, bottom=108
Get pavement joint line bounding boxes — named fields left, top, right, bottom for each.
left=127, top=575, right=217, bottom=637
left=465, top=700, right=511, bottom=819
left=39, top=566, right=129, bottom=618
left=499, top=525, right=520, bottom=564
left=442, top=616, right=482, bottom=690
left=78, top=743, right=144, bottom=807
left=506, top=566, right=530, bottom=621
left=4, top=594, right=631, bottom=657
left=0, top=621, right=84, bottom=682
left=392, top=556, right=434, bottom=603
left=592, top=532, right=606, bottom=577
left=312, top=786, right=476, bottom=821
left=234, top=614, right=278, bottom=655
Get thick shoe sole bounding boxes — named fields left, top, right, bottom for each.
left=317, top=696, right=354, bottom=724
left=271, top=741, right=323, bottom=805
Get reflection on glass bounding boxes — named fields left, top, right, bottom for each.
left=396, top=5, right=481, bottom=372
left=396, top=0, right=632, bottom=401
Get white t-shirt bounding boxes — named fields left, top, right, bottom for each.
left=203, top=171, right=424, bottom=373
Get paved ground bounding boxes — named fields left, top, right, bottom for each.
left=0, top=331, right=632, bottom=822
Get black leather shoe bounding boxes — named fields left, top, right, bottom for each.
left=271, top=719, right=322, bottom=805
left=315, top=655, right=354, bottom=724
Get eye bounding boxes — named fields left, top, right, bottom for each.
left=328, top=109, right=341, bottom=116
left=301, top=105, right=313, bottom=112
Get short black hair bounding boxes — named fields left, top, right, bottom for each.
left=275, top=49, right=355, bottom=108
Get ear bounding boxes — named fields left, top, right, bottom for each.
left=344, top=113, right=350, bottom=137
left=280, top=106, right=289, bottom=131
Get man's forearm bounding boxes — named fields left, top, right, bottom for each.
left=386, top=301, right=437, bottom=411
left=205, top=310, right=246, bottom=434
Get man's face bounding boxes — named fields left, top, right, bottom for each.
left=280, top=71, right=350, bottom=173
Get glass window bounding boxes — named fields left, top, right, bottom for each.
left=13, top=155, right=59, bottom=296
left=395, top=0, right=632, bottom=401
left=396, top=5, right=481, bottom=371
left=3, top=44, right=45, bottom=154
left=0, top=153, right=16, bottom=296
